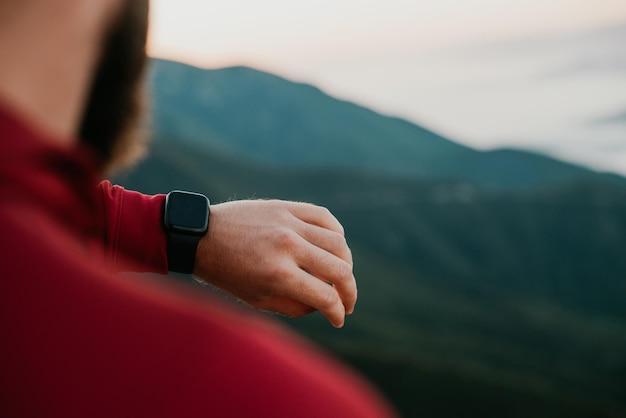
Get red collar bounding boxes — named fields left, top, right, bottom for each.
left=0, top=102, right=102, bottom=238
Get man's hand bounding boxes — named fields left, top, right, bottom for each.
left=192, top=200, right=356, bottom=328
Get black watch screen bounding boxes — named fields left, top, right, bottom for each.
left=164, top=191, right=210, bottom=235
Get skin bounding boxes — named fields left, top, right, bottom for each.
left=0, top=0, right=121, bottom=142
left=195, top=200, right=356, bottom=328
left=0, top=0, right=357, bottom=328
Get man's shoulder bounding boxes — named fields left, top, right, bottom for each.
left=0, top=205, right=393, bottom=418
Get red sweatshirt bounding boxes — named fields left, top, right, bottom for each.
left=0, top=104, right=395, bottom=418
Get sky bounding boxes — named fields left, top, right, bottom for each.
left=148, top=0, right=626, bottom=174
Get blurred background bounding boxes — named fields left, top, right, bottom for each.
left=115, top=1, right=626, bottom=416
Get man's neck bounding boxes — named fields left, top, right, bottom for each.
left=0, top=1, right=120, bottom=146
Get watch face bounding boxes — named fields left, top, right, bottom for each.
left=165, top=191, right=209, bottom=235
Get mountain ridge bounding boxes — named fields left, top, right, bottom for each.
left=116, top=137, right=626, bottom=418
left=115, top=57, right=626, bottom=416
left=149, top=58, right=623, bottom=190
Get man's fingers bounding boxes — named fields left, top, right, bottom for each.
left=292, top=218, right=357, bottom=315
left=277, top=264, right=347, bottom=328
left=297, top=223, right=353, bottom=266
left=285, top=202, right=345, bottom=236
left=193, top=200, right=356, bottom=327
left=294, top=237, right=357, bottom=316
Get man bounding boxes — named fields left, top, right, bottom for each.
left=0, top=1, right=394, bottom=417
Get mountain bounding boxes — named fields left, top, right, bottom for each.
left=115, top=138, right=626, bottom=418
left=149, top=58, right=622, bottom=190
left=110, top=58, right=626, bottom=417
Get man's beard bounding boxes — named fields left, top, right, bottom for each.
left=79, top=0, right=150, bottom=174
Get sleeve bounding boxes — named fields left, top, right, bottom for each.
left=96, top=180, right=168, bottom=274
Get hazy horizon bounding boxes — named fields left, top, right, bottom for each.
left=148, top=1, right=626, bottom=175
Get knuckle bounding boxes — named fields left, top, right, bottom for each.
left=322, top=256, right=352, bottom=283
left=334, top=260, right=353, bottom=282
left=309, top=203, right=330, bottom=217
left=320, top=288, right=340, bottom=310
left=268, top=262, right=292, bottom=282
left=329, top=232, right=348, bottom=251
left=319, top=205, right=332, bottom=216
left=333, top=219, right=346, bottom=236
left=345, top=247, right=354, bottom=267
left=274, top=228, right=298, bottom=250
left=319, top=206, right=344, bottom=235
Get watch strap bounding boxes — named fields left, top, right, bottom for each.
left=167, top=232, right=201, bottom=274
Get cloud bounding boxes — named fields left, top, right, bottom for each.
left=592, top=110, right=626, bottom=126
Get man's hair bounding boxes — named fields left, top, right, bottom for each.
left=79, top=0, right=150, bottom=173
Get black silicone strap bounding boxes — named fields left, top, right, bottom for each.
left=167, top=232, right=201, bottom=274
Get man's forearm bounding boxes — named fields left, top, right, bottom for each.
left=97, top=183, right=357, bottom=327
left=96, top=181, right=168, bottom=274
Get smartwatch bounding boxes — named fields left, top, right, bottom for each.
left=163, top=190, right=210, bottom=274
